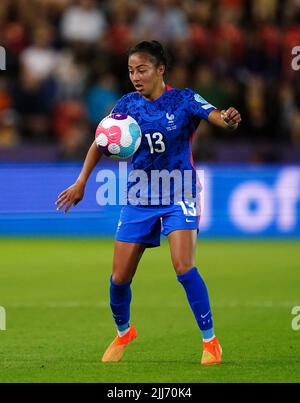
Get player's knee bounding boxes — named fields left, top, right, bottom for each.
left=172, top=260, right=194, bottom=276
left=111, top=273, right=132, bottom=285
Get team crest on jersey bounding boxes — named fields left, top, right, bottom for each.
left=166, top=113, right=176, bottom=131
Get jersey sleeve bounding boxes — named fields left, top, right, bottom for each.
left=183, top=88, right=217, bottom=121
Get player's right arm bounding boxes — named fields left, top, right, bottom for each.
left=55, top=95, right=128, bottom=213
left=55, top=141, right=102, bottom=213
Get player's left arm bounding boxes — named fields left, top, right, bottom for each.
left=208, top=107, right=242, bottom=130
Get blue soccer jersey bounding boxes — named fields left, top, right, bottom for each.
left=112, top=86, right=217, bottom=205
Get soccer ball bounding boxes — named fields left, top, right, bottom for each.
left=95, top=113, right=142, bottom=159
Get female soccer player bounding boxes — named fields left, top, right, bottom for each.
left=55, top=41, right=241, bottom=365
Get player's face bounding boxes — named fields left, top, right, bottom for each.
left=128, top=53, right=165, bottom=99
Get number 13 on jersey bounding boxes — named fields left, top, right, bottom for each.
left=145, top=132, right=165, bottom=154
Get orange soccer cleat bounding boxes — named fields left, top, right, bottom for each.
left=201, top=336, right=222, bottom=365
left=101, top=325, right=137, bottom=362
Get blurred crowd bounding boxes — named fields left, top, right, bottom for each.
left=1, top=0, right=300, bottom=162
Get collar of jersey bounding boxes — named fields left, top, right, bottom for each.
left=138, top=84, right=174, bottom=104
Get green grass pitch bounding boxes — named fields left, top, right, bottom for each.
left=0, top=239, right=299, bottom=383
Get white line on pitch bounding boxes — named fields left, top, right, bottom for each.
left=4, top=301, right=299, bottom=309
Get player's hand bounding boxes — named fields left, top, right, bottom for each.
left=55, top=181, right=85, bottom=214
left=221, top=107, right=242, bottom=129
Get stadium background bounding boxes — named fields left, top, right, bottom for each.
left=0, top=0, right=300, bottom=383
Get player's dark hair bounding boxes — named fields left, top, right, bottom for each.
left=128, top=40, right=169, bottom=69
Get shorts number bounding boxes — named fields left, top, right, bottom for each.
left=145, top=132, right=165, bottom=154
left=178, top=201, right=197, bottom=216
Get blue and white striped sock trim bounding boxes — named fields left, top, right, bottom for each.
left=117, top=323, right=130, bottom=337
left=202, top=328, right=215, bottom=341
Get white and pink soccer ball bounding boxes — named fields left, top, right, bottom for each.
left=95, top=113, right=142, bottom=159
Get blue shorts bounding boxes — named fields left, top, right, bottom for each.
left=115, top=202, right=200, bottom=248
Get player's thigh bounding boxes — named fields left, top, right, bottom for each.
left=167, top=230, right=197, bottom=275
left=112, top=241, right=146, bottom=284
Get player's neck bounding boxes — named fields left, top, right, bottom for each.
left=144, top=82, right=166, bottom=101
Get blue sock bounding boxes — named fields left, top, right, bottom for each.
left=109, top=276, right=131, bottom=333
left=177, top=267, right=215, bottom=340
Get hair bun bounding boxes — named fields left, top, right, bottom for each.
left=151, top=40, right=164, bottom=53
left=128, top=40, right=168, bottom=70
